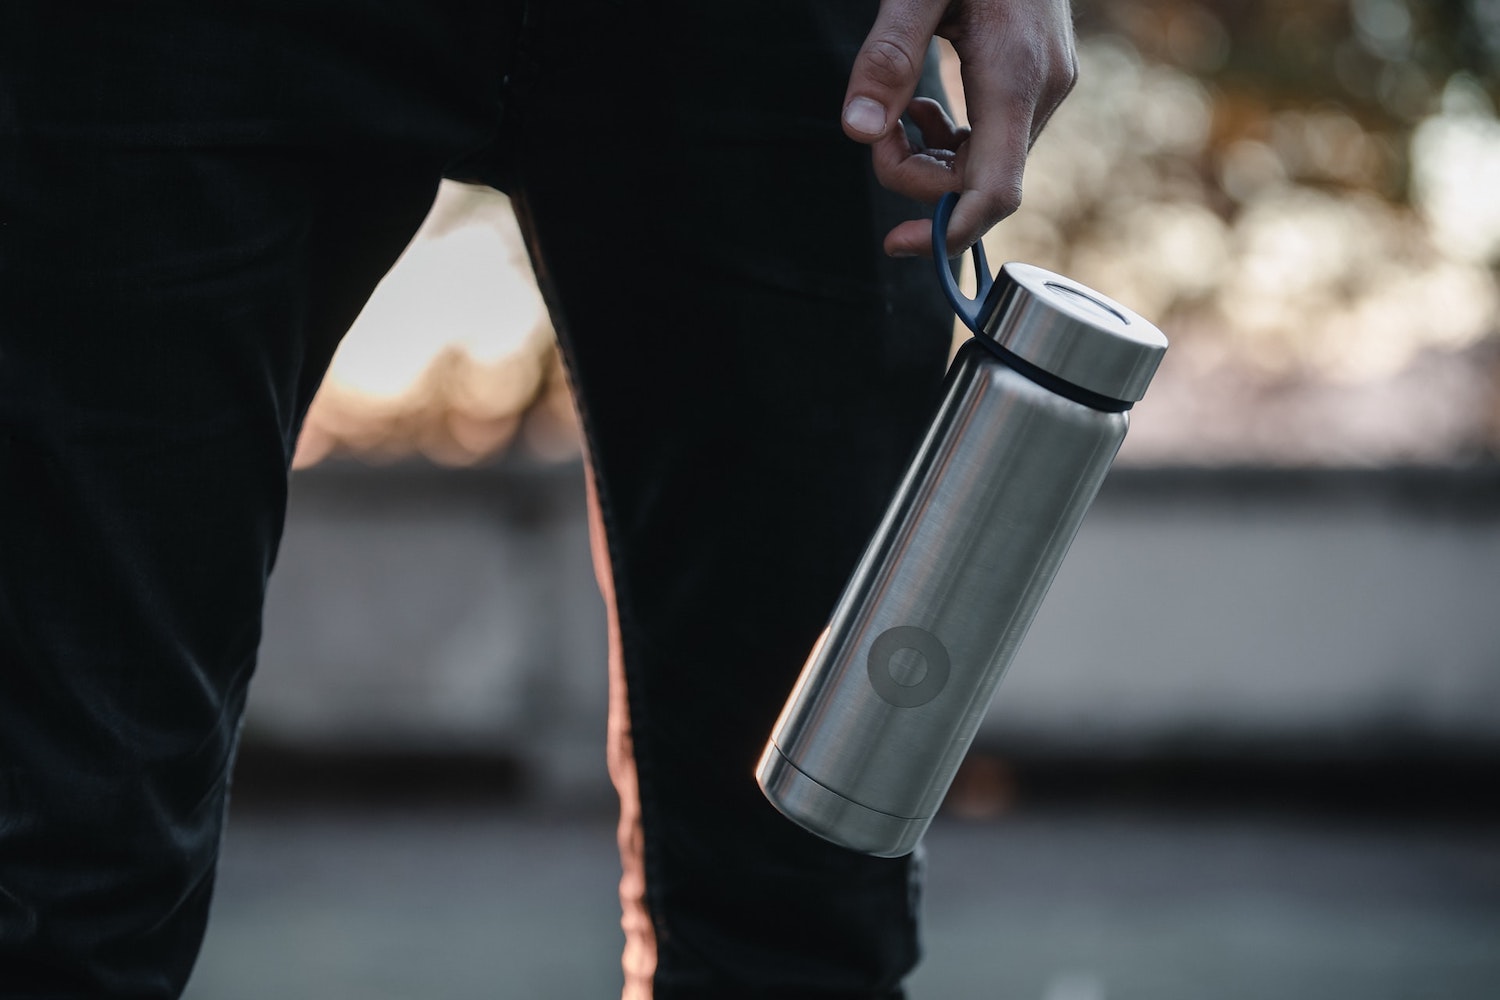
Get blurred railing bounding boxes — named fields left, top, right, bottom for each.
left=247, top=458, right=1500, bottom=803
left=247, top=5, right=1500, bottom=803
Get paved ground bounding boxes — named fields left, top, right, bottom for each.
left=184, top=800, right=1500, bottom=999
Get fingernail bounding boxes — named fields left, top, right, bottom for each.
left=843, top=97, right=886, bottom=136
left=889, top=248, right=917, bottom=259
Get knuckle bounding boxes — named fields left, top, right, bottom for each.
left=985, top=35, right=1077, bottom=104
left=984, top=183, right=1023, bottom=221
left=1049, top=49, right=1079, bottom=97
left=861, top=35, right=921, bottom=90
left=871, top=155, right=901, bottom=188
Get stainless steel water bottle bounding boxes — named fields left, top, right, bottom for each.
left=756, top=193, right=1168, bottom=857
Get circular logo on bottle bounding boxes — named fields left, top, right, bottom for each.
left=867, top=626, right=951, bottom=707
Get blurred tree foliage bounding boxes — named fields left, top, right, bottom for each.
left=306, top=0, right=1500, bottom=468
left=941, top=0, right=1500, bottom=464
left=1079, top=0, right=1499, bottom=200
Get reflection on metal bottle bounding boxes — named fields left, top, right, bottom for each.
left=758, top=195, right=1169, bottom=857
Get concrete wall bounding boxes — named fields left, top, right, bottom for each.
left=252, top=462, right=1500, bottom=793
left=254, top=461, right=609, bottom=798
left=987, top=468, right=1500, bottom=758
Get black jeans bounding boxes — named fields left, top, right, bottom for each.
left=0, top=1, right=953, bottom=995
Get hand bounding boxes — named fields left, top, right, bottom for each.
left=842, top=0, right=1078, bottom=257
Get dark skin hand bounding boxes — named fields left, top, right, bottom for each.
left=842, top=0, right=1078, bottom=257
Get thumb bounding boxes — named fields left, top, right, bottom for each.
left=843, top=1, right=947, bottom=143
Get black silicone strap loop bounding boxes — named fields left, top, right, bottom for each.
left=931, top=193, right=1132, bottom=413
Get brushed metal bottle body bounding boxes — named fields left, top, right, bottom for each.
left=758, top=210, right=1167, bottom=857
left=758, top=344, right=1127, bottom=857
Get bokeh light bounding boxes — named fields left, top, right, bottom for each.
left=297, top=0, right=1500, bottom=470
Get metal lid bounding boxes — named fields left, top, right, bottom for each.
left=980, top=263, right=1168, bottom=403
left=931, top=193, right=1168, bottom=404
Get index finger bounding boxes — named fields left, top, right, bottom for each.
left=939, top=4, right=1078, bottom=250
left=941, top=100, right=1033, bottom=253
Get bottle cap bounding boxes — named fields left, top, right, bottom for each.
left=982, top=262, right=1167, bottom=403
left=932, top=195, right=1168, bottom=404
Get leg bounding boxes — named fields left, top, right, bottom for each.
left=0, top=3, right=512, bottom=992
left=504, top=3, right=954, bottom=995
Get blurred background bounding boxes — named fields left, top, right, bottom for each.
left=186, top=1, right=1500, bottom=997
